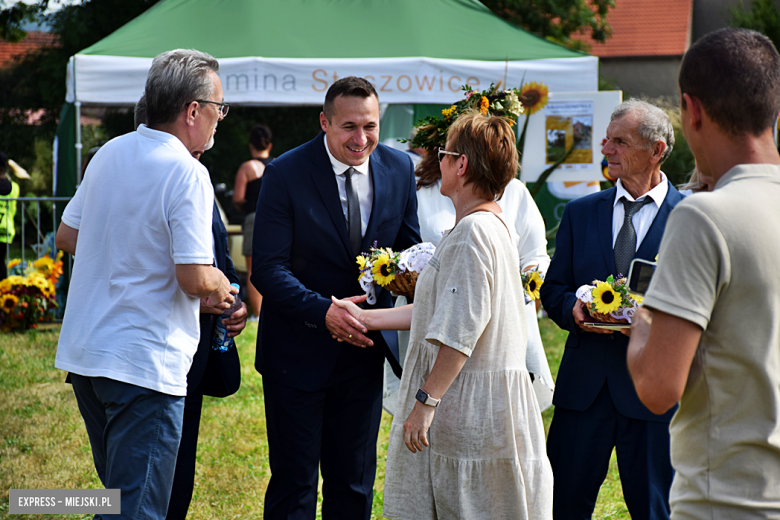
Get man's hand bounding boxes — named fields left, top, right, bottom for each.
left=200, top=298, right=230, bottom=315
left=205, top=273, right=235, bottom=308
left=222, top=302, right=248, bottom=338
left=573, top=299, right=613, bottom=334
left=325, top=297, right=372, bottom=348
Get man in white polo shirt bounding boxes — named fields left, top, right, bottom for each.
left=55, top=49, right=233, bottom=520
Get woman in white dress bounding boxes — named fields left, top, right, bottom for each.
left=334, top=112, right=553, bottom=519
left=383, top=116, right=554, bottom=418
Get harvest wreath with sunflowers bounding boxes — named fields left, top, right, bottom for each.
left=575, top=275, right=643, bottom=324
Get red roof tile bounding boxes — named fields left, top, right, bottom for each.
left=575, top=0, right=693, bottom=58
left=0, top=31, right=57, bottom=67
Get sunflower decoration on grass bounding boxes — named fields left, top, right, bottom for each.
left=575, top=275, right=643, bottom=324
left=521, top=267, right=545, bottom=304
left=356, top=242, right=436, bottom=304
left=1, top=253, right=64, bottom=332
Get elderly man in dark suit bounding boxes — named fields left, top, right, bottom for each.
left=541, top=99, right=684, bottom=520
left=252, top=76, right=421, bottom=519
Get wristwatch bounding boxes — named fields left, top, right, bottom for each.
left=415, top=388, right=441, bottom=407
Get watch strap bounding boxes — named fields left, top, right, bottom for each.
left=415, top=388, right=441, bottom=407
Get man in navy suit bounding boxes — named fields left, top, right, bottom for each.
left=252, top=76, right=421, bottom=519
left=541, top=99, right=684, bottom=520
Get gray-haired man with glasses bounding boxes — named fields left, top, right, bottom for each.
left=55, top=49, right=233, bottom=520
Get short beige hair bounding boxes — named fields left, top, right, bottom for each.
left=446, top=111, right=519, bottom=200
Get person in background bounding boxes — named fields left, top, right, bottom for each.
left=0, top=151, right=17, bottom=280
left=541, top=99, right=684, bottom=520
left=404, top=120, right=554, bottom=412
left=233, top=124, right=273, bottom=322
left=677, top=162, right=713, bottom=195
left=54, top=49, right=233, bottom=520
left=133, top=95, right=248, bottom=520
left=628, top=27, right=780, bottom=519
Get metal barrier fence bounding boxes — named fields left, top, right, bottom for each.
left=2, top=196, right=73, bottom=276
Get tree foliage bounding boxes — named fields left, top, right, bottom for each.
left=728, top=0, right=780, bottom=51
left=0, top=0, right=161, bottom=190
left=481, top=0, right=614, bottom=50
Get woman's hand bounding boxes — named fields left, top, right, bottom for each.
left=330, top=295, right=368, bottom=339
left=403, top=401, right=436, bottom=453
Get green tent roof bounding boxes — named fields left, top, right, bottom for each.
left=80, top=0, right=586, bottom=61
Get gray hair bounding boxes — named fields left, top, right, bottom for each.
left=144, top=49, right=219, bottom=127
left=610, top=99, right=675, bottom=163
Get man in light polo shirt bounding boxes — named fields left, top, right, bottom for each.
left=628, top=28, right=780, bottom=519
left=55, top=49, right=233, bottom=520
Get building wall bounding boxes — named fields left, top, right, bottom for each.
left=599, top=56, right=683, bottom=99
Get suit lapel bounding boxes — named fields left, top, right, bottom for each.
left=598, top=188, right=617, bottom=274
left=636, top=181, right=681, bottom=259
left=362, top=153, right=386, bottom=254
left=306, top=134, right=353, bottom=259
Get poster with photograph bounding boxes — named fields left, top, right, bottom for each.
left=520, top=91, right=621, bottom=182
left=545, top=101, right=593, bottom=170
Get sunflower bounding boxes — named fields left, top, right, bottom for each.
left=371, top=252, right=396, bottom=286
left=524, top=271, right=544, bottom=301
left=520, top=81, right=549, bottom=115
left=1, top=294, right=19, bottom=313
left=592, top=281, right=622, bottom=314
left=7, top=259, right=21, bottom=270
left=479, top=96, right=489, bottom=115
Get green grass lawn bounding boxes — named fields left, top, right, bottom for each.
left=0, top=319, right=630, bottom=519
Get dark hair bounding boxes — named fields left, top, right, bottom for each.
left=249, top=124, right=272, bottom=151
left=0, top=151, right=7, bottom=176
left=134, top=95, right=147, bottom=129
left=322, top=76, right=378, bottom=122
left=415, top=149, right=441, bottom=190
left=679, top=28, right=780, bottom=136
left=145, top=49, right=220, bottom=127
left=446, top=111, right=518, bottom=200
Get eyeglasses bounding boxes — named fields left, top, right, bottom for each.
left=194, top=99, right=230, bottom=118
left=437, top=149, right=461, bottom=163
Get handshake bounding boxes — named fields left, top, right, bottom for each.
left=326, top=294, right=414, bottom=348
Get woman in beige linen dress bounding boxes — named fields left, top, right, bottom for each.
left=333, top=112, right=553, bottom=519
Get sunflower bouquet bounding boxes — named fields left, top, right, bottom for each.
left=1, top=252, right=64, bottom=332
left=357, top=242, right=436, bottom=304
left=521, top=266, right=545, bottom=305
left=575, top=275, right=643, bottom=324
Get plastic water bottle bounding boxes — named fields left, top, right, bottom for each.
left=211, top=283, right=242, bottom=352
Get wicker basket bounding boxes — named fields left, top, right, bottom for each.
left=383, top=270, right=419, bottom=296
left=586, top=308, right=629, bottom=324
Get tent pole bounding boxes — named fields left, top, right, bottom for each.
left=74, top=101, right=83, bottom=185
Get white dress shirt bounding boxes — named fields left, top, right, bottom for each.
left=612, top=172, right=669, bottom=250
left=324, top=135, right=373, bottom=237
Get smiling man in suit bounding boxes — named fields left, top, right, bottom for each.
left=541, top=99, right=684, bottom=520
left=252, top=76, right=421, bottom=520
